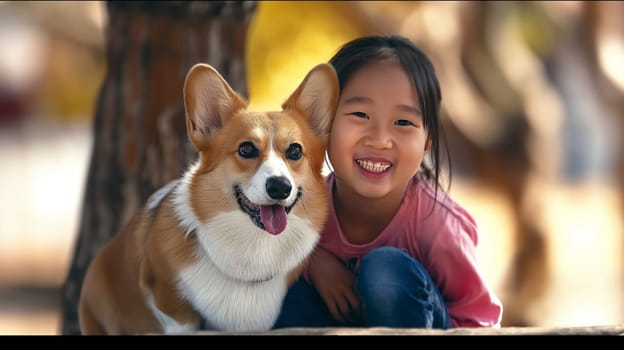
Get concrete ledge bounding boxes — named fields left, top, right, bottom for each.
left=193, top=324, right=624, bottom=335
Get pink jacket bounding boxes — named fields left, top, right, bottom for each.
left=307, top=172, right=503, bottom=328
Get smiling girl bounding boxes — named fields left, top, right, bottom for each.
left=274, top=35, right=503, bottom=329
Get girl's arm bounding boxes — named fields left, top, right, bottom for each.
left=426, top=211, right=504, bottom=328
left=307, top=246, right=361, bottom=323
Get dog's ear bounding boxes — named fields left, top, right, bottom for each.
left=183, top=63, right=247, bottom=151
left=282, top=63, right=339, bottom=141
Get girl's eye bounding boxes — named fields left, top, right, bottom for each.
left=347, top=112, right=369, bottom=119
left=238, top=141, right=258, bottom=159
left=395, top=119, right=415, bottom=127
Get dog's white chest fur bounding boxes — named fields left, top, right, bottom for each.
left=167, top=182, right=320, bottom=332
left=177, top=253, right=287, bottom=331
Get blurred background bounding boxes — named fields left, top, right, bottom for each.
left=1, top=1, right=623, bottom=334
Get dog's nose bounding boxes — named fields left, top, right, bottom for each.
left=266, top=176, right=292, bottom=200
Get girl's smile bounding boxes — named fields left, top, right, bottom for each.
left=354, top=158, right=393, bottom=183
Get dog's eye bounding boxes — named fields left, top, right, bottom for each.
left=286, top=143, right=302, bottom=160
left=238, top=141, right=258, bottom=159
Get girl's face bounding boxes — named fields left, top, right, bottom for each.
left=328, top=60, right=431, bottom=201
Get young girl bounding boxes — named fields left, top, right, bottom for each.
left=273, top=35, right=503, bottom=329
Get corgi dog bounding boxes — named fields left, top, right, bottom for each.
left=77, top=62, right=339, bottom=334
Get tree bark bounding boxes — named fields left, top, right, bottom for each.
left=59, top=1, right=257, bottom=335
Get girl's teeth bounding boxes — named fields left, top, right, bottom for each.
left=357, top=160, right=390, bottom=173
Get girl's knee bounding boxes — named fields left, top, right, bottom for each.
left=358, top=247, right=427, bottom=279
left=356, top=247, right=433, bottom=298
left=359, top=246, right=407, bottom=271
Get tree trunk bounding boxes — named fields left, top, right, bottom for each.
left=59, top=1, right=257, bottom=335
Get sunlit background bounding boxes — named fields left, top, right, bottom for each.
left=1, top=1, right=623, bottom=334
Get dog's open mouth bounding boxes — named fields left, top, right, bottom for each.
left=234, top=185, right=301, bottom=235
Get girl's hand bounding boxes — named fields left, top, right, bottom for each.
left=308, top=247, right=360, bottom=323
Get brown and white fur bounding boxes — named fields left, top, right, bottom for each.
left=77, top=63, right=339, bottom=334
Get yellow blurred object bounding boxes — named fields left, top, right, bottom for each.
left=246, top=1, right=369, bottom=110
left=39, top=36, right=106, bottom=121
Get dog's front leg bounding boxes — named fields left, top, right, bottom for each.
left=139, top=259, right=200, bottom=334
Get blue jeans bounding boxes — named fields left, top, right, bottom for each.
left=273, top=246, right=452, bottom=329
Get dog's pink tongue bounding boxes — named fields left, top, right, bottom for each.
left=260, top=205, right=287, bottom=235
